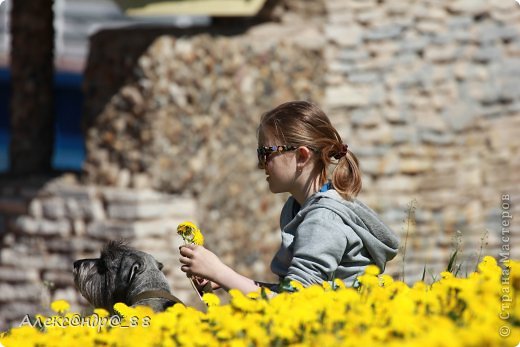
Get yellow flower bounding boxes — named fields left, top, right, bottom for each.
left=93, top=308, right=109, bottom=317
left=192, top=228, right=204, bottom=245
left=177, top=221, right=198, bottom=237
left=2, top=254, right=520, bottom=347
left=50, top=299, right=70, bottom=313
left=333, top=278, right=346, bottom=289
left=202, top=293, right=221, bottom=307
left=365, top=265, right=381, bottom=276
left=290, top=280, right=304, bottom=291
left=113, top=302, right=134, bottom=318
left=177, top=221, right=204, bottom=245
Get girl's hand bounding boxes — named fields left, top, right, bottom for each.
left=192, top=276, right=221, bottom=292
left=179, top=244, right=260, bottom=294
left=179, top=244, right=224, bottom=282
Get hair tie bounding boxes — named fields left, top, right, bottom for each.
left=333, top=144, right=348, bottom=160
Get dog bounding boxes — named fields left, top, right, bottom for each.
left=73, top=241, right=182, bottom=313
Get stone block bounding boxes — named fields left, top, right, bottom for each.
left=379, top=151, right=401, bottom=175
left=447, top=0, right=489, bottom=15
left=419, top=172, right=457, bottom=191
left=416, top=111, right=448, bottom=132
left=46, top=239, right=75, bottom=253
left=337, top=48, right=370, bottom=62
left=107, top=201, right=175, bottom=220
left=102, top=188, right=168, bottom=203
left=391, top=126, right=416, bottom=145
left=44, top=183, right=98, bottom=200
left=446, top=16, right=472, bottom=29
left=65, top=198, right=105, bottom=221
left=86, top=220, right=135, bottom=240
left=0, top=283, right=41, bottom=302
left=28, top=199, right=43, bottom=218
left=363, top=24, right=402, bottom=41
left=326, top=85, right=371, bottom=108
left=15, top=217, right=70, bottom=237
left=400, top=37, right=429, bottom=53
left=324, top=24, right=363, bottom=47
left=424, top=44, right=459, bottom=63
left=169, top=197, right=197, bottom=218
left=2, top=252, right=73, bottom=272
left=348, top=71, right=380, bottom=84
left=41, top=197, right=66, bottom=219
left=361, top=123, right=394, bottom=145
left=328, top=11, right=355, bottom=25
left=351, top=108, right=382, bottom=127
left=473, top=45, right=502, bottom=63
left=416, top=20, right=445, bottom=34
left=329, top=61, right=356, bottom=75
left=132, top=219, right=179, bottom=238
left=359, top=157, right=380, bottom=176
left=442, top=101, right=479, bottom=132
left=72, top=219, right=86, bottom=236
left=356, top=8, right=386, bottom=25
left=384, top=107, right=413, bottom=124
left=0, top=266, right=39, bottom=283
left=419, top=130, right=454, bottom=145
left=453, top=61, right=489, bottom=81
left=13, top=216, right=39, bottom=234
left=399, top=159, right=433, bottom=175
left=70, top=237, right=105, bottom=255
left=375, top=175, right=419, bottom=192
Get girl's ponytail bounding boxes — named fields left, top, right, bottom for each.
left=332, top=148, right=362, bottom=201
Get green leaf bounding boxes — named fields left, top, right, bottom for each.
left=278, top=278, right=298, bottom=293
left=447, top=250, right=458, bottom=273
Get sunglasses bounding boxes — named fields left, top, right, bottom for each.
left=257, top=145, right=297, bottom=168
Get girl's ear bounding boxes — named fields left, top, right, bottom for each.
left=296, top=146, right=313, bottom=166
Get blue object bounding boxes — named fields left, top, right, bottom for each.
left=319, top=181, right=333, bottom=192
left=0, top=68, right=85, bottom=172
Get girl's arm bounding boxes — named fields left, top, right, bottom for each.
left=179, top=244, right=260, bottom=294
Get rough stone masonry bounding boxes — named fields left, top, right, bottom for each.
left=0, top=0, right=519, bottom=330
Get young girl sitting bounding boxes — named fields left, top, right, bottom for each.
left=179, top=100, right=400, bottom=294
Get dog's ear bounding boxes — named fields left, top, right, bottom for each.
left=120, top=256, right=144, bottom=285
left=128, top=260, right=144, bottom=284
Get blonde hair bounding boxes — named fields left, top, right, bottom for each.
left=258, top=101, right=362, bottom=201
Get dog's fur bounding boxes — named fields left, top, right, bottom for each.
left=73, top=241, right=182, bottom=312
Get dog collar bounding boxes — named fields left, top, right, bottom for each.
left=128, top=289, right=183, bottom=306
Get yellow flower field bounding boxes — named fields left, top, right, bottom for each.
left=1, top=256, right=518, bottom=346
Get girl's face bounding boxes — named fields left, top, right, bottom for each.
left=258, top=132, right=298, bottom=194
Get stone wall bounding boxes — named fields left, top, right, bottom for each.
left=322, top=0, right=520, bottom=280
left=0, top=174, right=198, bottom=329
left=1, top=0, right=519, bottom=330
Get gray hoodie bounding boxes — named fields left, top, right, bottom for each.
left=270, top=189, right=400, bottom=286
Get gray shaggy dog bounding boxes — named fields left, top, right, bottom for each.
left=73, top=241, right=182, bottom=313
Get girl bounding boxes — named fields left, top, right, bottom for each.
left=179, top=101, right=400, bottom=294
